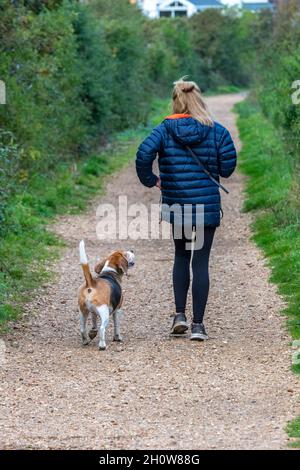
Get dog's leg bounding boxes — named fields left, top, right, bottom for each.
left=96, top=305, right=110, bottom=351
left=113, top=309, right=123, bottom=342
left=89, top=312, right=98, bottom=340
left=80, top=310, right=89, bottom=345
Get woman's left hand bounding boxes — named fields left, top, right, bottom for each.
left=156, top=177, right=161, bottom=190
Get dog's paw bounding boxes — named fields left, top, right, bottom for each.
left=88, top=328, right=98, bottom=340
left=81, top=332, right=89, bottom=345
left=113, top=335, right=123, bottom=342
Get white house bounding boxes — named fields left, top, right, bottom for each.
left=134, top=0, right=273, bottom=17
left=136, top=0, right=222, bottom=18
left=158, top=0, right=223, bottom=18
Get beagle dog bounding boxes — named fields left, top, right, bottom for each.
left=78, top=240, right=135, bottom=350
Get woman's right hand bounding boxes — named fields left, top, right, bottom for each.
left=156, top=177, right=161, bottom=190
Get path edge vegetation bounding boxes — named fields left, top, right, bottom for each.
left=236, top=96, right=300, bottom=447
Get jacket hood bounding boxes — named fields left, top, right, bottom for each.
left=163, top=115, right=212, bottom=146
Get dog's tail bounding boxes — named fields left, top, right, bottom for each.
left=79, top=240, right=93, bottom=288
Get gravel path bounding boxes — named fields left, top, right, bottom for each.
left=0, top=93, right=299, bottom=450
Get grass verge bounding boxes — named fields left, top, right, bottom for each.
left=0, top=98, right=170, bottom=330
left=236, top=97, right=300, bottom=447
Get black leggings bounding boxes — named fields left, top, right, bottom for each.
left=172, top=225, right=216, bottom=324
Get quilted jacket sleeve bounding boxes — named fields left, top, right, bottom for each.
left=135, top=126, right=163, bottom=188
left=217, top=127, right=237, bottom=178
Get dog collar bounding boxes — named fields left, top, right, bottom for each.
left=101, top=266, right=118, bottom=275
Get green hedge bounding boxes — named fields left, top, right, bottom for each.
left=0, top=0, right=87, bottom=229
left=248, top=1, right=300, bottom=230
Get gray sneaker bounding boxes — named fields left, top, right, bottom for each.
left=170, top=313, right=189, bottom=336
left=190, top=323, right=209, bottom=341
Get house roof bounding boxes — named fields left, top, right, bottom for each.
left=241, top=2, right=273, bottom=10
left=189, top=0, right=222, bottom=6
left=158, top=0, right=222, bottom=9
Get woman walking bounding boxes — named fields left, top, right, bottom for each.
left=135, top=79, right=237, bottom=340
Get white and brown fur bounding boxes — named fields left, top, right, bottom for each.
left=78, top=241, right=135, bottom=350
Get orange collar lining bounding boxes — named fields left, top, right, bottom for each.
left=165, top=113, right=192, bottom=120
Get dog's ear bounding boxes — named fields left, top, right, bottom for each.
left=116, top=254, right=128, bottom=275
left=94, top=258, right=106, bottom=274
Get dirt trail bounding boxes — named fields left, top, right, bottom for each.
left=0, top=93, right=299, bottom=450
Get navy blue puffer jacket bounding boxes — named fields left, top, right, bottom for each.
left=136, top=114, right=237, bottom=227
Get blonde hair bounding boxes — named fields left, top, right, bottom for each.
left=172, top=77, right=213, bottom=127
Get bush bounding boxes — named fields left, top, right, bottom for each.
left=249, top=1, right=300, bottom=214
left=144, top=17, right=200, bottom=93
left=88, top=0, right=152, bottom=129
left=190, top=9, right=250, bottom=89
left=0, top=130, right=20, bottom=232
left=0, top=0, right=88, bottom=175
